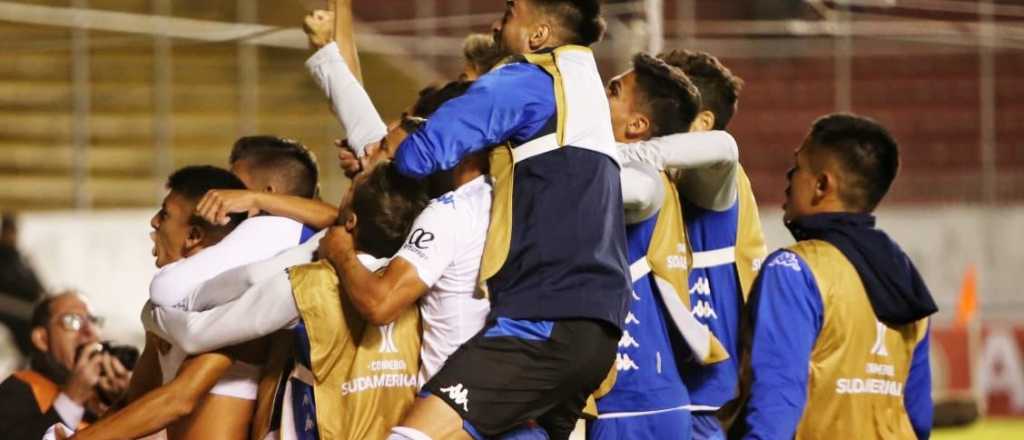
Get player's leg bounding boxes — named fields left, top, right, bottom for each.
left=392, top=319, right=618, bottom=440
left=167, top=394, right=255, bottom=440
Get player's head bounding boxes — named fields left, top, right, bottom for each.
left=229, top=136, right=320, bottom=198
left=410, top=80, right=475, bottom=119
left=607, top=53, right=701, bottom=143
left=492, top=0, right=605, bottom=56
left=461, top=33, right=505, bottom=80
left=30, top=291, right=102, bottom=376
left=784, top=113, right=900, bottom=222
left=337, top=161, right=430, bottom=258
left=150, top=165, right=247, bottom=268
left=658, top=49, right=743, bottom=132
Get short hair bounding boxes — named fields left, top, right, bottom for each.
left=349, top=162, right=430, bottom=258
left=806, top=113, right=900, bottom=212
left=229, top=136, right=320, bottom=198
left=166, top=165, right=248, bottom=234
left=462, top=33, right=504, bottom=75
left=658, top=49, right=743, bottom=130
left=30, top=295, right=59, bottom=329
left=532, top=0, right=606, bottom=46
left=411, top=81, right=474, bottom=118
left=631, top=53, right=702, bottom=138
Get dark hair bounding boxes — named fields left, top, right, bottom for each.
left=631, top=53, right=702, bottom=138
left=229, top=136, right=320, bottom=198
left=533, top=0, right=606, bottom=46
left=349, top=162, right=430, bottom=258
left=807, top=113, right=900, bottom=212
left=658, top=49, right=743, bottom=130
left=463, top=33, right=504, bottom=75
left=412, top=81, right=474, bottom=118
left=166, top=165, right=248, bottom=234
left=30, top=295, right=58, bottom=329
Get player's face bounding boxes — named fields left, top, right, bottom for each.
left=493, top=0, right=535, bottom=56
left=606, top=70, right=648, bottom=143
left=149, top=191, right=195, bottom=268
left=38, top=294, right=102, bottom=371
left=783, top=140, right=818, bottom=223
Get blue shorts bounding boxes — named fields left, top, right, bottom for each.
left=586, top=408, right=691, bottom=440
left=691, top=412, right=725, bottom=440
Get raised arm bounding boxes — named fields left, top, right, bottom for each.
left=304, top=8, right=385, bottom=155
left=741, top=251, right=824, bottom=440
left=620, top=130, right=739, bottom=211
left=393, top=63, right=555, bottom=178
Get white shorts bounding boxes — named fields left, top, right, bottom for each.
left=209, top=361, right=261, bottom=400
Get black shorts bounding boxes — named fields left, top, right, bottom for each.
left=422, top=318, right=620, bottom=440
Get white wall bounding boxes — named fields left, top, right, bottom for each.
left=10, top=204, right=1024, bottom=350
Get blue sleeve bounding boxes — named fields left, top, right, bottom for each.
left=393, top=63, right=556, bottom=178
left=742, top=251, right=824, bottom=440
left=904, top=325, right=932, bottom=439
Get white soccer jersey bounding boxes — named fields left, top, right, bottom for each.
left=151, top=215, right=307, bottom=399
left=394, top=176, right=492, bottom=385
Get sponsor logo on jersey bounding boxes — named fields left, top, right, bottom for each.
left=693, top=300, right=718, bottom=320
left=407, top=228, right=435, bottom=250
left=440, top=383, right=470, bottom=412
left=379, top=322, right=398, bottom=353
left=870, top=320, right=890, bottom=357
left=616, top=352, right=640, bottom=371
left=767, top=252, right=801, bottom=272
left=339, top=374, right=418, bottom=395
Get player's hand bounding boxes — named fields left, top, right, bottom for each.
left=97, top=354, right=131, bottom=400
left=318, top=225, right=356, bottom=266
left=303, top=9, right=334, bottom=50
left=62, top=343, right=104, bottom=404
left=336, top=138, right=374, bottom=178
left=196, top=189, right=261, bottom=226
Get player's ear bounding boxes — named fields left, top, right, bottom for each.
left=31, top=326, right=49, bottom=353
left=529, top=21, right=551, bottom=51
left=344, top=212, right=358, bottom=232
left=813, top=171, right=835, bottom=205
left=626, top=113, right=651, bottom=141
left=689, top=110, right=715, bottom=132
left=184, top=223, right=206, bottom=253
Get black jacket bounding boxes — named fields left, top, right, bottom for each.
left=0, top=372, right=65, bottom=440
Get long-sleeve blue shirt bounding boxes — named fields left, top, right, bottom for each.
left=393, top=62, right=554, bottom=178
left=742, top=250, right=932, bottom=439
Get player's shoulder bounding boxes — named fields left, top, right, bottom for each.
left=763, top=249, right=808, bottom=275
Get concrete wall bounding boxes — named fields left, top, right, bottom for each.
left=10, top=204, right=1024, bottom=348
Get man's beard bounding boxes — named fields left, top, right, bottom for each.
left=30, top=350, right=70, bottom=385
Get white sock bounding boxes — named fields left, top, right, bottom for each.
left=387, top=426, right=433, bottom=440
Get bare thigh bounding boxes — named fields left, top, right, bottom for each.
left=166, top=394, right=255, bottom=440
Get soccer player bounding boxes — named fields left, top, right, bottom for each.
left=74, top=145, right=322, bottom=439
left=387, top=1, right=631, bottom=439
left=739, top=113, right=935, bottom=439
left=614, top=50, right=767, bottom=440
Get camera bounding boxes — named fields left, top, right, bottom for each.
left=100, top=341, right=140, bottom=371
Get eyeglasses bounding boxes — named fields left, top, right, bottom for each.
left=54, top=313, right=104, bottom=332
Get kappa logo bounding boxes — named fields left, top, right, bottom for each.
left=618, top=330, right=640, bottom=349
left=870, top=320, right=889, bottom=357
left=440, top=384, right=470, bottom=412
left=693, top=300, right=718, bottom=320
left=378, top=323, right=398, bottom=353
left=767, top=252, right=801, bottom=272
left=690, top=277, right=711, bottom=296
left=407, top=228, right=435, bottom=250
left=616, top=352, right=639, bottom=371
left=624, top=312, right=640, bottom=325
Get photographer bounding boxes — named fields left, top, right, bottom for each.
left=0, top=291, right=132, bottom=439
